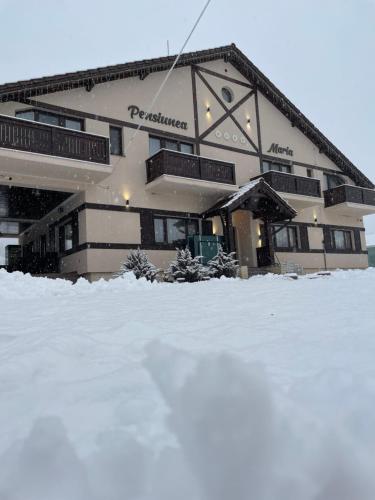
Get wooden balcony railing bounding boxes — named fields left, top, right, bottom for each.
left=0, top=114, right=110, bottom=165
left=146, top=149, right=236, bottom=185
left=324, top=184, right=375, bottom=207
left=254, top=170, right=321, bottom=198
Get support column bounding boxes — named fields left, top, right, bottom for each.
left=226, top=209, right=235, bottom=254
left=220, top=210, right=234, bottom=253
left=263, top=219, right=275, bottom=266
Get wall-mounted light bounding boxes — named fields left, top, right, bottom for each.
left=206, top=105, right=210, bottom=113
left=314, top=215, right=318, bottom=225
left=125, top=199, right=130, bottom=208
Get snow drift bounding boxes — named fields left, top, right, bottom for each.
left=1, top=268, right=375, bottom=499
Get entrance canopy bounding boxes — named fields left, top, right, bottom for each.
left=202, top=178, right=297, bottom=222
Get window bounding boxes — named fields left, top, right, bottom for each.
left=110, top=126, right=123, bottom=155
left=64, top=223, right=73, bottom=251
left=332, top=230, right=352, bottom=251
left=16, top=109, right=84, bottom=131
left=59, top=222, right=74, bottom=252
left=325, top=174, right=344, bottom=190
left=221, top=87, right=234, bottom=103
left=0, top=221, right=19, bottom=235
left=149, top=136, right=194, bottom=156
left=273, top=225, right=299, bottom=249
left=262, top=161, right=291, bottom=174
left=153, top=217, right=199, bottom=245
left=306, top=168, right=313, bottom=178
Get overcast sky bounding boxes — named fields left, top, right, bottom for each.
left=0, top=0, right=374, bottom=234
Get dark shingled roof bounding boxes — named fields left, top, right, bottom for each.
left=0, top=43, right=372, bottom=188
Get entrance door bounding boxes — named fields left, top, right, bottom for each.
left=256, top=224, right=273, bottom=267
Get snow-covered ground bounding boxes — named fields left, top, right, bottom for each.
left=1, top=268, right=375, bottom=500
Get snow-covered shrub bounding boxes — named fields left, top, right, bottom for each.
left=167, top=247, right=207, bottom=283
left=117, top=248, right=159, bottom=282
left=207, top=245, right=239, bottom=279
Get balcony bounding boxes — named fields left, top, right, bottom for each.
left=324, top=184, right=375, bottom=216
left=0, top=114, right=111, bottom=188
left=145, top=149, right=237, bottom=196
left=252, top=170, right=323, bottom=209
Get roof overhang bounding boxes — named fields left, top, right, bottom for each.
left=202, top=178, right=297, bottom=222
left=0, top=43, right=372, bottom=189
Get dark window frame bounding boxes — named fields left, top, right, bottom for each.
left=16, top=108, right=84, bottom=131
left=325, top=173, right=345, bottom=190
left=58, top=218, right=78, bottom=254
left=261, top=160, right=292, bottom=174
left=149, top=135, right=195, bottom=157
left=306, top=168, right=313, bottom=178
left=273, top=224, right=300, bottom=250
left=331, top=229, right=353, bottom=251
left=153, top=216, right=199, bottom=246
left=109, top=126, right=123, bottom=156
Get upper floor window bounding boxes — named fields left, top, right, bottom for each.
left=110, top=126, right=123, bottom=156
left=306, top=168, right=313, bottom=178
left=221, top=87, right=234, bottom=103
left=16, top=109, right=84, bottom=131
left=149, top=136, right=194, bottom=157
left=325, top=173, right=345, bottom=190
left=262, top=161, right=291, bottom=174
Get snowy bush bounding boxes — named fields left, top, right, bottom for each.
left=116, top=248, right=159, bottom=282
left=167, top=247, right=207, bottom=283
left=208, top=245, right=239, bottom=279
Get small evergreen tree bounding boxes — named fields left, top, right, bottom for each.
left=117, top=248, right=159, bottom=282
left=167, top=247, right=207, bottom=283
left=208, top=245, right=239, bottom=279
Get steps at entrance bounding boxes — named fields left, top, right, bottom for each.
left=246, top=261, right=305, bottom=278
left=247, top=264, right=281, bottom=277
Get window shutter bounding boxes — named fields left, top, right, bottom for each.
left=202, top=220, right=213, bottom=236
left=299, top=226, right=310, bottom=252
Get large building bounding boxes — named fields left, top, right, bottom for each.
left=0, top=44, right=374, bottom=280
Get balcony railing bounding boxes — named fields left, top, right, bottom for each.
left=146, top=149, right=236, bottom=185
left=254, top=170, right=321, bottom=198
left=0, top=114, right=110, bottom=165
left=324, top=184, right=375, bottom=207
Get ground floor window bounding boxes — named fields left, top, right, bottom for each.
left=331, top=229, right=352, bottom=250
left=59, top=221, right=74, bottom=252
left=154, top=216, right=199, bottom=245
left=273, top=224, right=299, bottom=249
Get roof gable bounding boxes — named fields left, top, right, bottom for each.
left=0, top=44, right=372, bottom=188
